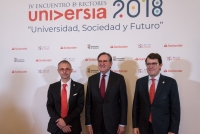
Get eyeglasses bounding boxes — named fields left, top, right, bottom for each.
left=98, top=60, right=109, bottom=63
left=58, top=68, right=72, bottom=72
left=146, top=62, right=158, bottom=67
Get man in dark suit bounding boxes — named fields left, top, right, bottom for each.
left=47, top=60, right=84, bottom=134
left=132, top=53, right=180, bottom=134
left=85, top=52, right=128, bottom=134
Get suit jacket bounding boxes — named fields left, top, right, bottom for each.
left=85, top=71, right=128, bottom=133
left=132, top=74, right=180, bottom=134
left=46, top=80, right=84, bottom=134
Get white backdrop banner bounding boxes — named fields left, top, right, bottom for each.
left=0, top=0, right=200, bottom=134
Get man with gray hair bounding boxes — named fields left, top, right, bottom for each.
left=47, top=60, right=84, bottom=134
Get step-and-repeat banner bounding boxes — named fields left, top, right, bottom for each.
left=0, top=0, right=200, bottom=133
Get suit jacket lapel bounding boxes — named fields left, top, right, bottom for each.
left=153, top=74, right=165, bottom=104
left=95, top=73, right=102, bottom=100
left=104, top=71, right=112, bottom=99
left=55, top=81, right=61, bottom=114
left=68, top=79, right=75, bottom=109
left=144, top=76, right=151, bottom=105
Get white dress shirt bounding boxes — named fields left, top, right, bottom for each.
left=99, top=70, right=110, bottom=90
left=148, top=73, right=160, bottom=92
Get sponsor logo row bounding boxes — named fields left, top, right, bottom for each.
left=13, top=56, right=181, bottom=62
left=11, top=44, right=183, bottom=50
left=11, top=70, right=77, bottom=74
left=137, top=69, right=183, bottom=73
left=11, top=69, right=183, bottom=74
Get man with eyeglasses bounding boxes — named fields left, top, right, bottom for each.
left=47, top=60, right=84, bottom=134
left=85, top=52, right=128, bottom=134
left=132, top=53, right=180, bottom=134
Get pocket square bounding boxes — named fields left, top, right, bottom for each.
left=73, top=93, right=78, bottom=96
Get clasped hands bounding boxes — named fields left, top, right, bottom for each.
left=56, top=118, right=72, bottom=133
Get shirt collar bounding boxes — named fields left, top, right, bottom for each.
left=148, top=73, right=160, bottom=81
left=100, top=70, right=110, bottom=77
left=61, top=79, right=71, bottom=86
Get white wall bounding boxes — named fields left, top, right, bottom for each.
left=0, top=0, right=200, bottom=133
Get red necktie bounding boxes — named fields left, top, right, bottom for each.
left=100, top=75, right=106, bottom=98
left=149, top=79, right=155, bottom=123
left=61, top=84, right=68, bottom=118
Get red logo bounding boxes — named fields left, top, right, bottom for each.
left=28, top=8, right=107, bottom=21
left=164, top=69, right=183, bottom=72
left=135, top=57, right=145, bottom=61
left=110, top=45, right=128, bottom=48
left=85, top=58, right=97, bottom=61
left=112, top=70, right=128, bottom=73
left=12, top=47, right=27, bottom=50
left=60, top=46, right=77, bottom=49
left=36, top=59, right=52, bottom=62
left=12, top=70, right=27, bottom=73
left=164, top=44, right=183, bottom=47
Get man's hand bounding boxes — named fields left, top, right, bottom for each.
left=117, top=126, right=125, bottom=134
left=56, top=118, right=66, bottom=129
left=87, top=126, right=93, bottom=134
left=133, top=128, right=140, bottom=134
left=168, top=132, right=175, bottom=134
left=62, top=125, right=72, bottom=133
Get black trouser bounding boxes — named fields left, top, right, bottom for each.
left=94, top=119, right=110, bottom=134
left=148, top=122, right=154, bottom=134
